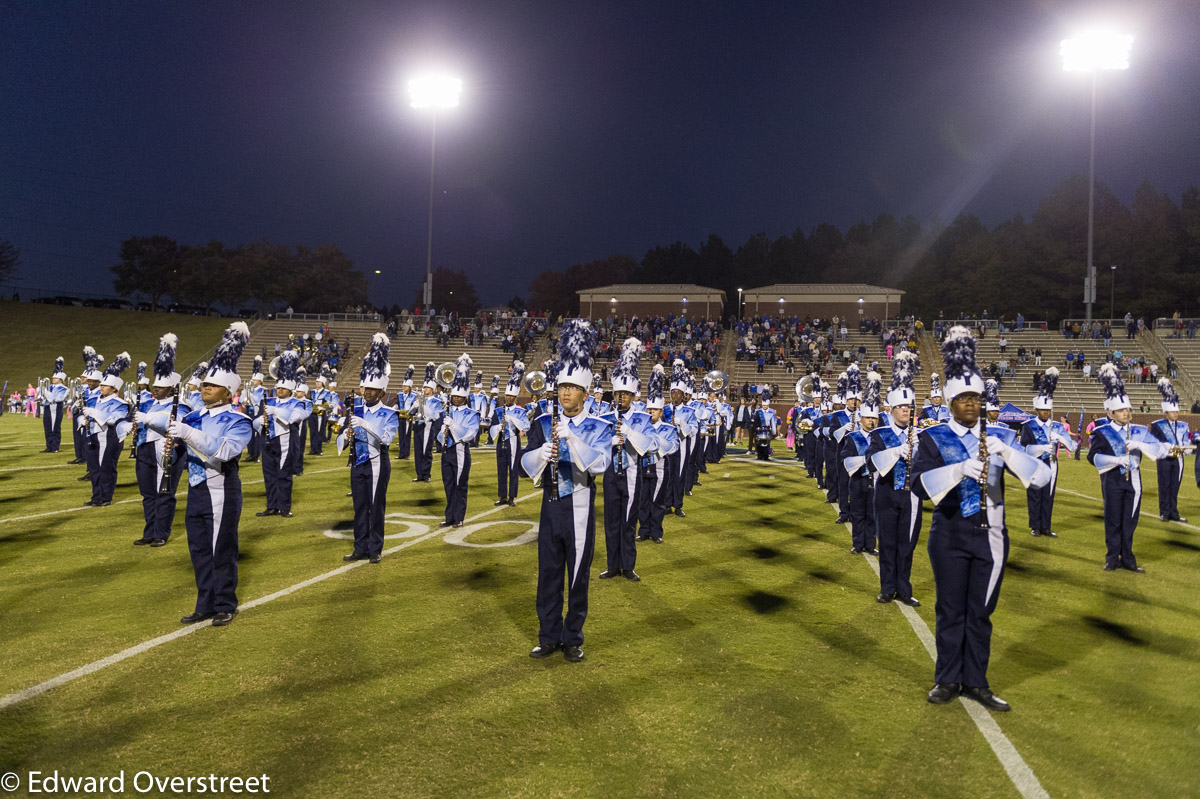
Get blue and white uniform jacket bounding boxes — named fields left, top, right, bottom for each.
left=337, top=401, right=400, bottom=465
left=520, top=412, right=612, bottom=498
left=177, top=404, right=253, bottom=485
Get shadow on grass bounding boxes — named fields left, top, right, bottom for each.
left=1083, top=615, right=1148, bottom=646
left=744, top=590, right=788, bottom=614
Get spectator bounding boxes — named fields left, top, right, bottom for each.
left=1034, top=347, right=1042, bottom=366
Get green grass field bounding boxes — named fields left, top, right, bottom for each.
left=1, top=415, right=1198, bottom=798
left=0, top=302, right=232, bottom=392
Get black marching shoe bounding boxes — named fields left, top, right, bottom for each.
left=927, top=683, right=961, bottom=704
left=494, top=498, right=508, bottom=506
left=439, top=520, right=453, bottom=527
left=343, top=552, right=368, bottom=562
left=150, top=539, right=166, bottom=548
left=453, top=521, right=463, bottom=528
left=279, top=511, right=294, bottom=518
left=563, top=645, right=585, bottom=663
left=369, top=555, right=381, bottom=564
left=599, top=569, right=620, bottom=579
left=94, top=501, right=111, bottom=507
left=1121, top=561, right=1146, bottom=574
left=896, top=595, right=921, bottom=607
left=181, top=612, right=216, bottom=625
left=674, top=508, right=686, bottom=517
left=256, top=509, right=279, bottom=517
left=962, top=686, right=1010, bottom=712
left=1042, top=529, right=1058, bottom=538
left=211, top=611, right=236, bottom=627
left=529, top=642, right=562, bottom=659
left=1102, top=561, right=1119, bottom=571
left=134, top=539, right=152, bottom=546
left=1030, top=528, right=1042, bottom=537
left=876, top=592, right=895, bottom=603
left=868, top=548, right=879, bottom=556
left=77, top=474, right=91, bottom=481
left=835, top=515, right=850, bottom=524
left=624, top=570, right=641, bottom=582
left=849, top=547, right=862, bottom=555
left=635, top=534, right=649, bottom=541
left=507, top=498, right=516, bottom=506
left=652, top=538, right=663, bottom=544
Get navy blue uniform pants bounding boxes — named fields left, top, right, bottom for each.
left=441, top=443, right=471, bottom=524
left=1103, top=474, right=1141, bottom=567
left=928, top=515, right=1008, bottom=689
left=1157, top=456, right=1183, bottom=519
left=875, top=486, right=922, bottom=599
left=395, top=419, right=411, bottom=459
left=135, top=441, right=186, bottom=541
left=496, top=436, right=520, bottom=500
left=43, top=401, right=64, bottom=451
left=185, top=468, right=242, bottom=615
left=603, top=461, right=640, bottom=571
left=848, top=473, right=875, bottom=550
left=413, top=423, right=433, bottom=479
left=351, top=451, right=391, bottom=558
left=1026, top=458, right=1058, bottom=530
left=89, top=428, right=122, bottom=503
left=73, top=416, right=86, bottom=461
left=638, top=459, right=669, bottom=541
left=536, top=483, right=596, bottom=648
left=667, top=449, right=686, bottom=510
left=262, top=434, right=295, bottom=512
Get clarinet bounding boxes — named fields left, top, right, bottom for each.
left=903, top=399, right=916, bottom=491
left=158, top=386, right=181, bottom=494
left=614, top=407, right=625, bottom=475
left=977, top=418, right=990, bottom=495
left=127, top=386, right=140, bottom=459
left=1124, top=423, right=1133, bottom=482
left=548, top=398, right=561, bottom=502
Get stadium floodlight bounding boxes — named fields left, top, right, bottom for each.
left=1060, top=33, right=1133, bottom=72
left=408, top=74, right=463, bottom=315
left=1059, top=31, right=1131, bottom=323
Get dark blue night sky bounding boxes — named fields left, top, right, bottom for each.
left=3, top=1, right=1198, bottom=306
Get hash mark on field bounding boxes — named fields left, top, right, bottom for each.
left=0, top=464, right=71, bottom=473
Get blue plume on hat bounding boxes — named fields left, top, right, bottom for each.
left=647, top=363, right=665, bottom=403
left=846, top=363, right=861, bottom=397
left=507, top=360, right=526, bottom=393
left=154, top=333, right=178, bottom=380
left=321, top=364, right=332, bottom=382
left=864, top=371, right=882, bottom=410
left=206, top=321, right=250, bottom=381
left=544, top=360, right=558, bottom=390
left=836, top=372, right=848, bottom=399
left=891, top=350, right=917, bottom=392
left=984, top=378, right=1000, bottom=407
left=671, top=358, right=689, bottom=388
left=189, top=361, right=208, bottom=383
left=820, top=383, right=830, bottom=404
left=762, top=387, right=771, bottom=401
left=296, top=366, right=307, bottom=385
left=276, top=351, right=298, bottom=383
left=104, top=352, right=131, bottom=379
left=1158, top=376, right=1179, bottom=405
left=452, top=353, right=473, bottom=393
left=930, top=373, right=941, bottom=393
left=1098, top=363, right=1125, bottom=400
left=592, top=374, right=603, bottom=392
left=136, top=361, right=147, bottom=382
left=424, top=362, right=436, bottom=385
left=404, top=364, right=414, bottom=383
left=252, top=354, right=263, bottom=375
left=940, top=325, right=980, bottom=384
left=556, top=319, right=596, bottom=381
left=490, top=375, right=499, bottom=392
left=1039, top=367, right=1059, bottom=399
left=360, top=332, right=390, bottom=384
left=54, top=356, right=64, bottom=374
left=82, top=345, right=98, bottom=373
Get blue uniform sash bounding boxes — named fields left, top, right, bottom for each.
left=924, top=424, right=981, bottom=517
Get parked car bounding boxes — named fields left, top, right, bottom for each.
left=33, top=296, right=83, bottom=306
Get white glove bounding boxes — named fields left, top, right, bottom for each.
left=263, top=405, right=277, bottom=417
left=619, top=421, right=633, bottom=436
left=82, top=407, right=97, bottom=419
left=1125, top=440, right=1140, bottom=453
left=539, top=441, right=555, bottom=461
left=555, top=420, right=573, bottom=442
left=1117, top=455, right=1132, bottom=469
left=168, top=420, right=193, bottom=441
left=958, top=459, right=984, bottom=481
left=610, top=435, right=621, bottom=447
left=985, top=436, right=1009, bottom=459
left=1027, top=444, right=1050, bottom=458
left=135, top=411, right=150, bottom=424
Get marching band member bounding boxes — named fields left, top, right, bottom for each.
left=912, top=326, right=1049, bottom=712
left=750, top=393, right=779, bottom=461
left=308, top=367, right=331, bottom=456
left=171, top=322, right=253, bottom=627
left=520, top=319, right=611, bottom=663
left=833, top=365, right=862, bottom=523
left=841, top=371, right=880, bottom=555
left=340, top=333, right=399, bottom=564
left=866, top=350, right=923, bottom=606
left=71, top=347, right=101, bottom=466
left=184, top=367, right=204, bottom=410
left=468, top=371, right=488, bottom=445
left=132, top=333, right=188, bottom=547
left=485, top=375, right=500, bottom=443
left=82, top=352, right=131, bottom=507
left=822, top=374, right=849, bottom=507
left=438, top=354, right=482, bottom=528
left=585, top=376, right=610, bottom=416
left=666, top=360, right=698, bottom=517
left=983, top=379, right=1006, bottom=428
left=1150, top=377, right=1190, bottom=523
left=1089, top=363, right=1164, bottom=573
left=715, top=391, right=732, bottom=462
left=39, top=356, right=68, bottom=453
left=636, top=364, right=678, bottom=544
left=600, top=338, right=653, bottom=582
left=918, top=374, right=951, bottom=425
left=1019, top=368, right=1073, bottom=538
left=255, top=350, right=306, bottom=518
left=491, top=362, right=530, bottom=507
left=691, top=380, right=713, bottom=477
left=394, top=365, right=416, bottom=460
left=412, top=363, right=442, bottom=482
left=245, top=358, right=266, bottom=463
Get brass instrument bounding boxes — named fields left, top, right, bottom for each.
left=797, top=417, right=814, bottom=433
left=918, top=416, right=942, bottom=429
left=795, top=376, right=814, bottom=404
left=1168, top=444, right=1196, bottom=458
left=705, top=370, right=729, bottom=394
left=523, top=370, right=547, bottom=395
left=267, top=356, right=281, bottom=380
left=434, top=361, right=456, bottom=390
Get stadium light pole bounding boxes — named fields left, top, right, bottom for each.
left=409, top=74, right=462, bottom=317
left=1060, top=31, right=1132, bottom=325
left=1109, top=264, right=1117, bottom=321
left=737, top=287, right=743, bottom=319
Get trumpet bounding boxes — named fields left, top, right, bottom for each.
left=919, top=416, right=942, bottom=429
left=1169, top=444, right=1196, bottom=458
left=797, top=417, right=814, bottom=433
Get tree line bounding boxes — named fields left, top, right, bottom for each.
left=526, top=175, right=1200, bottom=323
left=110, top=236, right=368, bottom=313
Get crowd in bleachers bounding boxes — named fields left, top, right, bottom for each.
left=731, top=315, right=918, bottom=376
left=575, top=314, right=722, bottom=371
left=384, top=310, right=548, bottom=356
left=264, top=326, right=351, bottom=376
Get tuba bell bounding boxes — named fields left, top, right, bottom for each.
left=435, top=361, right=457, bottom=389
left=523, top=370, right=547, bottom=395
left=705, top=370, right=729, bottom=393
left=795, top=376, right=815, bottom=403
left=267, top=356, right=281, bottom=380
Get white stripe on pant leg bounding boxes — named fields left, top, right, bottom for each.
left=907, top=491, right=919, bottom=542
left=1177, top=455, right=1185, bottom=488
left=454, top=443, right=464, bottom=485
left=570, top=484, right=589, bottom=589
left=624, top=462, right=637, bottom=519
left=1132, top=470, right=1141, bottom=518
left=279, top=430, right=290, bottom=473
left=369, top=454, right=380, bottom=503
left=207, top=474, right=226, bottom=556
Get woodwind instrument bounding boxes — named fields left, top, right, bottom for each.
left=903, top=397, right=916, bottom=491
left=977, top=418, right=989, bottom=494
left=158, top=385, right=180, bottom=494
left=548, top=397, right=561, bottom=502
left=1124, top=423, right=1133, bottom=481
left=126, top=383, right=140, bottom=459
left=614, top=406, right=625, bottom=475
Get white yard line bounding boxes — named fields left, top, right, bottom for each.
left=1056, top=486, right=1200, bottom=532
left=0, top=490, right=540, bottom=710
left=0, top=463, right=72, bottom=473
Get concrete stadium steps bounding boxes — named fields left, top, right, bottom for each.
left=968, top=330, right=1162, bottom=414
left=1144, top=330, right=1200, bottom=404
left=724, top=333, right=901, bottom=401
left=385, top=337, right=525, bottom=390
left=226, top=319, right=381, bottom=386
